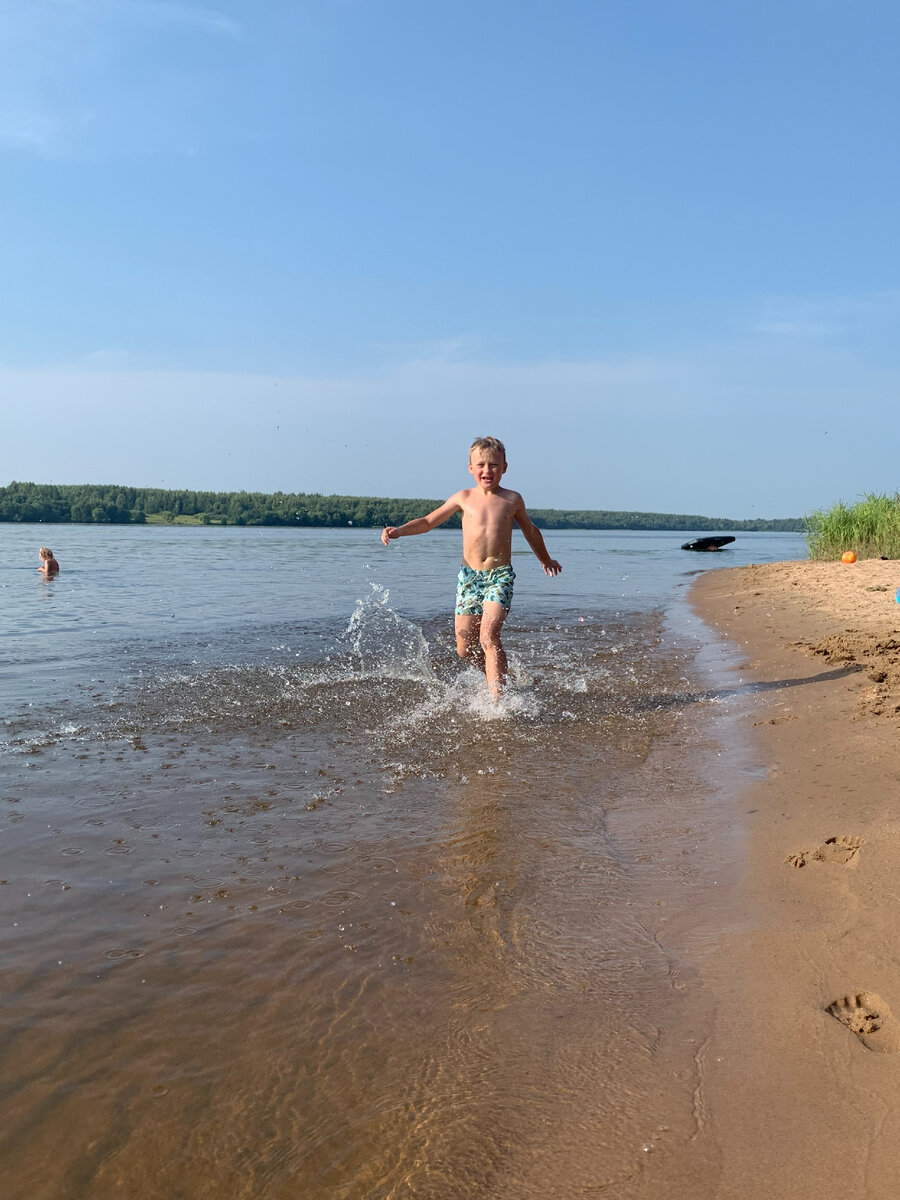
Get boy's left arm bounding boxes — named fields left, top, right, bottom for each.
left=513, top=499, right=562, bottom=576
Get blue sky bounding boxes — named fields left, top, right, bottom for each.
left=2, top=0, right=898, bottom=516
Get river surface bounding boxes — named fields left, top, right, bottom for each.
left=0, top=524, right=805, bottom=1198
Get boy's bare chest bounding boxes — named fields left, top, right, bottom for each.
left=461, top=494, right=515, bottom=529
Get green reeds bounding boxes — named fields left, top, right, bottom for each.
left=806, top=492, right=900, bottom=560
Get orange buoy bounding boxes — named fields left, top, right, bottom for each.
left=842, top=550, right=857, bottom=564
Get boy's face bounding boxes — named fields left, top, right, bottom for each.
left=468, top=449, right=506, bottom=491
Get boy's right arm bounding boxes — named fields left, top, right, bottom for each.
left=382, top=494, right=462, bottom=546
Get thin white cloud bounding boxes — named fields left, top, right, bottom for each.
left=82, top=349, right=132, bottom=367
left=0, top=0, right=240, bottom=155
left=752, top=290, right=900, bottom=341
left=753, top=319, right=832, bottom=339
left=48, top=0, right=240, bottom=38
left=372, top=335, right=487, bottom=364
left=0, top=110, right=64, bottom=153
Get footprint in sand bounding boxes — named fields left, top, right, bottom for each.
left=787, top=835, right=862, bottom=869
left=827, top=991, right=900, bottom=1053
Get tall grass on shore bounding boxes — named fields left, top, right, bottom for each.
left=806, top=493, right=900, bottom=560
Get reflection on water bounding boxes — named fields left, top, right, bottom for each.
left=0, top=575, right=734, bottom=1199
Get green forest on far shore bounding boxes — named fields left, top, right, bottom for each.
left=0, top=481, right=804, bottom=533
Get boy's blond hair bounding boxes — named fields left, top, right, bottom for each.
left=469, top=436, right=506, bottom=462
left=39, top=547, right=54, bottom=559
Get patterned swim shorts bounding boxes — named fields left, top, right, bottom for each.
left=455, top=564, right=516, bottom=616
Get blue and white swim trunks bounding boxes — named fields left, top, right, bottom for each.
left=455, top=564, right=516, bottom=616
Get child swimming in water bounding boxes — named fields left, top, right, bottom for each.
left=381, top=436, right=561, bottom=699
left=38, top=547, right=60, bottom=575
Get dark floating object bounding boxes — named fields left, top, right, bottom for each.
left=681, top=535, right=736, bottom=552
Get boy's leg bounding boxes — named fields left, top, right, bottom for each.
left=478, top=601, right=508, bottom=697
left=455, top=613, right=485, bottom=669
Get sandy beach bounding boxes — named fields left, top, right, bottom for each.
left=691, top=558, right=900, bottom=1199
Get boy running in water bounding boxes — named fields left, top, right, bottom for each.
left=381, top=436, right=561, bottom=698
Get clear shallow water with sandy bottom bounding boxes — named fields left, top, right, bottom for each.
left=0, top=525, right=804, bottom=1198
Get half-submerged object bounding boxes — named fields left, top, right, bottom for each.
left=680, top=535, right=735, bottom=551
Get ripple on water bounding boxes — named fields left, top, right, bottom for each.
left=0, top=590, right=717, bottom=1199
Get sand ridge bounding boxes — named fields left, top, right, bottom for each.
left=717, top=557, right=900, bottom=719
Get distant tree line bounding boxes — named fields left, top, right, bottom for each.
left=0, top=481, right=804, bottom=532
left=527, top=508, right=802, bottom=532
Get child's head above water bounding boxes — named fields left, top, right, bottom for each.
left=39, top=547, right=54, bottom=561
left=469, top=435, right=506, bottom=464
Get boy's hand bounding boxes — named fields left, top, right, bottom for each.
left=381, top=527, right=397, bottom=546
left=543, top=559, right=562, bottom=576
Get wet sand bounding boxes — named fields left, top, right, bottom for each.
left=692, top=558, right=900, bottom=1199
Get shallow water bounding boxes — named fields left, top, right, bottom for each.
left=0, top=524, right=804, bottom=1198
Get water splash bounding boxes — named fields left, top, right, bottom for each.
left=0, top=589, right=683, bottom=771
left=343, top=584, right=435, bottom=681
